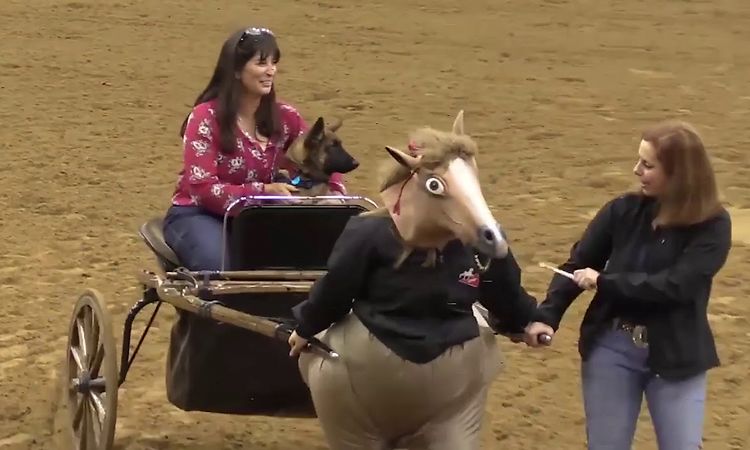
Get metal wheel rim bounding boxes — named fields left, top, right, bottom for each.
left=65, top=288, right=118, bottom=450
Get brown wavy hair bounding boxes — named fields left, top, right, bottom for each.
left=641, top=119, right=722, bottom=226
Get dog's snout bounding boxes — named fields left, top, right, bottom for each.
left=323, top=149, right=360, bottom=175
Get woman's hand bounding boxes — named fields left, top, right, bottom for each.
left=573, top=268, right=600, bottom=290
left=288, top=330, right=309, bottom=357
left=265, top=182, right=299, bottom=196
left=523, top=321, right=555, bottom=347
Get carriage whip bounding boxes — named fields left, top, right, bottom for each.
left=538, top=262, right=575, bottom=280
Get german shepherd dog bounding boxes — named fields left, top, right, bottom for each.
left=275, top=117, right=359, bottom=196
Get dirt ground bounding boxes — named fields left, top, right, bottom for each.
left=1, top=0, right=749, bottom=448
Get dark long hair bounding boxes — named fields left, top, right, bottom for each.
left=179, top=27, right=282, bottom=154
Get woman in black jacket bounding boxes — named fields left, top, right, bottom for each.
left=525, top=120, right=732, bottom=450
left=288, top=112, right=539, bottom=450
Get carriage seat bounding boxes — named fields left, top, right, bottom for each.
left=139, top=217, right=181, bottom=271
left=137, top=201, right=375, bottom=275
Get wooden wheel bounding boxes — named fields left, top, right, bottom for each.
left=64, top=288, right=118, bottom=450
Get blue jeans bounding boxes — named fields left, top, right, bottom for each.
left=582, top=327, right=707, bottom=450
left=162, top=205, right=229, bottom=271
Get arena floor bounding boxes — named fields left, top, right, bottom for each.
left=1, top=0, right=749, bottom=448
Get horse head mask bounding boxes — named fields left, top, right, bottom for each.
left=378, top=110, right=508, bottom=260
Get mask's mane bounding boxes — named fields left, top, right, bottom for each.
left=377, top=127, right=478, bottom=191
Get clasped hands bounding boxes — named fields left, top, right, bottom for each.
left=519, top=266, right=600, bottom=347
left=288, top=330, right=309, bottom=357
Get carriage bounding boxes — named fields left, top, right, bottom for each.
left=62, top=195, right=379, bottom=450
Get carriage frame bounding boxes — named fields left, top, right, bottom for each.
left=63, top=195, right=379, bottom=450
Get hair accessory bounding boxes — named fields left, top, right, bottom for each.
left=244, top=27, right=274, bottom=36
left=238, top=27, right=274, bottom=47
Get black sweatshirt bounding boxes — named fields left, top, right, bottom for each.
left=534, top=193, right=732, bottom=379
left=292, top=214, right=538, bottom=364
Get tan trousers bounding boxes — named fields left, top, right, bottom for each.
left=298, top=313, right=503, bottom=450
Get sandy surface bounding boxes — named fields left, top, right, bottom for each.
left=1, top=0, right=749, bottom=448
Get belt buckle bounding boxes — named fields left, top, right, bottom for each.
left=631, top=325, right=648, bottom=348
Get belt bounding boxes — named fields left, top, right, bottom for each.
left=612, top=318, right=648, bottom=348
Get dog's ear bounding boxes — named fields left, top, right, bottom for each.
left=328, top=117, right=342, bottom=133
left=305, top=117, right=326, bottom=146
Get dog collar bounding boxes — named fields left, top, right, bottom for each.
left=290, top=175, right=320, bottom=189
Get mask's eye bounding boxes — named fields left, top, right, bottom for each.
left=425, top=176, right=445, bottom=196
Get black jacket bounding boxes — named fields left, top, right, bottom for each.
left=292, top=214, right=538, bottom=364
left=533, top=193, right=732, bottom=380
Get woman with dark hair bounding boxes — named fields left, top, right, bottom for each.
left=163, top=27, right=347, bottom=271
left=524, top=120, right=733, bottom=450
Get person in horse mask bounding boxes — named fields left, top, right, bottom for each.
left=288, top=111, right=541, bottom=450
left=525, top=120, right=732, bottom=450
left=163, top=26, right=348, bottom=271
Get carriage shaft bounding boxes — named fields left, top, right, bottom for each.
left=137, top=270, right=314, bottom=294
left=157, top=287, right=281, bottom=339
left=167, top=269, right=325, bottom=280
left=205, top=282, right=313, bottom=294
left=135, top=270, right=340, bottom=359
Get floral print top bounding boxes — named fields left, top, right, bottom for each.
left=170, top=99, right=346, bottom=215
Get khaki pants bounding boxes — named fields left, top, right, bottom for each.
left=298, top=313, right=503, bottom=450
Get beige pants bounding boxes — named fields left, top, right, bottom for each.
left=298, top=313, right=503, bottom=450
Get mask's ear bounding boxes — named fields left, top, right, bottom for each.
left=452, top=110, right=464, bottom=135
left=304, top=117, right=325, bottom=146
left=385, top=146, right=420, bottom=170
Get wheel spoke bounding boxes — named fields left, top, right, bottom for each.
left=83, top=306, right=94, bottom=355
left=70, top=346, right=85, bottom=373
left=75, top=317, right=88, bottom=361
left=88, top=396, right=103, bottom=446
left=90, top=392, right=107, bottom=421
left=72, top=393, right=85, bottom=430
left=78, top=397, right=88, bottom=450
left=86, top=309, right=101, bottom=369
left=89, top=342, right=105, bottom=378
